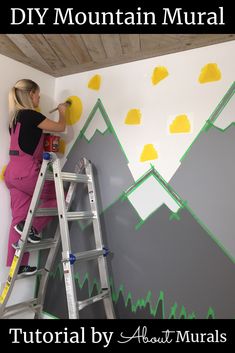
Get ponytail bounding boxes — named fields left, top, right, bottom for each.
left=8, top=79, right=39, bottom=128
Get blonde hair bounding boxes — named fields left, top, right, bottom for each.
left=9, top=79, right=39, bottom=128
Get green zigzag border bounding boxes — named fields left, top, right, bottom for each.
left=44, top=265, right=216, bottom=320
left=180, top=81, right=235, bottom=162
left=67, top=98, right=129, bottom=162
left=122, top=163, right=235, bottom=264
left=42, top=162, right=235, bottom=318
left=41, top=92, right=235, bottom=318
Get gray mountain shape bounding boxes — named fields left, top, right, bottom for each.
left=43, top=190, right=235, bottom=319
left=63, top=103, right=134, bottom=213
left=170, top=123, right=235, bottom=261
left=44, top=266, right=106, bottom=319
left=102, top=197, right=235, bottom=319
left=41, top=99, right=235, bottom=319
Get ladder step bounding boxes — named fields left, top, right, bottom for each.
left=25, top=239, right=57, bottom=252
left=66, top=211, right=96, bottom=221
left=66, top=249, right=104, bottom=264
left=35, top=208, right=58, bottom=216
left=46, top=172, right=91, bottom=183
left=12, top=238, right=57, bottom=252
left=2, top=299, right=41, bottom=318
left=78, top=289, right=110, bottom=311
left=17, top=268, right=45, bottom=280
left=35, top=209, right=96, bottom=220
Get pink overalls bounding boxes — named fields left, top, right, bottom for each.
left=4, top=121, right=57, bottom=266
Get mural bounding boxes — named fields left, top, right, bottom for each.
left=124, top=109, right=142, bottom=125
left=151, top=66, right=169, bottom=85
left=198, top=63, right=222, bottom=84
left=41, top=83, right=235, bottom=318
left=88, top=74, right=102, bottom=91
left=140, top=144, right=158, bottom=162
left=169, top=114, right=191, bottom=134
left=170, top=82, right=235, bottom=261
left=65, top=96, right=83, bottom=125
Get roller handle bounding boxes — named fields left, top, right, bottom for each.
left=49, top=100, right=71, bottom=114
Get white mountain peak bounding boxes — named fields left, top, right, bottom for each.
left=127, top=172, right=181, bottom=221
left=84, top=108, right=108, bottom=141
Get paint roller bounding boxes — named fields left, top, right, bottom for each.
left=49, top=100, right=71, bottom=114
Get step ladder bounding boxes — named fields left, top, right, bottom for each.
left=0, top=152, right=115, bottom=319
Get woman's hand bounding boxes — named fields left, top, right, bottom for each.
left=57, top=103, right=67, bottom=115
left=38, top=102, right=67, bottom=132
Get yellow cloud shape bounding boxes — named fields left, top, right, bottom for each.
left=169, top=115, right=191, bottom=134
left=125, top=109, right=141, bottom=125
left=140, top=144, right=158, bottom=162
left=88, top=74, right=101, bottom=90
left=198, top=63, right=221, bottom=84
left=152, top=66, right=169, bottom=85
left=0, top=165, right=7, bottom=181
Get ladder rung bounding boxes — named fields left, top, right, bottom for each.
left=66, top=211, right=96, bottom=221
left=17, top=268, right=45, bottom=280
left=25, top=239, right=57, bottom=252
left=2, top=299, right=40, bottom=318
left=78, top=289, right=110, bottom=310
left=46, top=172, right=91, bottom=183
left=66, top=249, right=104, bottom=263
left=12, top=239, right=57, bottom=252
left=35, top=209, right=96, bottom=220
left=35, top=208, right=58, bottom=216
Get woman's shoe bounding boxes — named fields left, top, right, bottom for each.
left=18, top=265, right=37, bottom=275
left=14, top=221, right=41, bottom=243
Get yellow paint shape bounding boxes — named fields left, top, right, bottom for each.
left=140, top=144, right=158, bottom=162
left=65, top=96, right=83, bottom=125
left=125, top=109, right=142, bottom=125
left=88, top=74, right=101, bottom=90
left=35, top=106, right=41, bottom=113
left=58, top=139, right=66, bottom=154
left=169, top=115, right=191, bottom=134
left=198, top=63, right=221, bottom=84
left=0, top=165, right=7, bottom=181
left=152, top=66, right=169, bottom=85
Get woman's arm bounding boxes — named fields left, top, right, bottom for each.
left=37, top=104, right=67, bottom=132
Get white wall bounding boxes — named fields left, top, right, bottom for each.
left=55, top=40, right=235, bottom=184
left=0, top=54, right=55, bottom=310
left=54, top=40, right=235, bottom=234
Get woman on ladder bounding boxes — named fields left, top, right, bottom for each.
left=4, top=79, right=67, bottom=275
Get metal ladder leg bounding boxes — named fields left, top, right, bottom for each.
left=0, top=157, right=50, bottom=318
left=52, top=157, right=79, bottom=319
left=35, top=165, right=80, bottom=319
left=83, top=158, right=115, bottom=319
